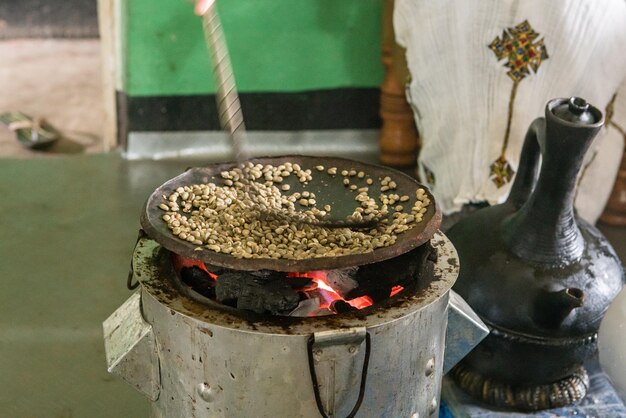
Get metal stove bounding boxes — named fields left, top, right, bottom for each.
left=104, top=231, right=486, bottom=418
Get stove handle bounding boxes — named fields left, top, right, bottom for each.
left=127, top=267, right=139, bottom=290
left=307, top=327, right=370, bottom=418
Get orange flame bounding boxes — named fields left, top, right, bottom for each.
left=173, top=256, right=217, bottom=279
left=173, top=255, right=405, bottom=315
left=390, top=285, right=404, bottom=297
left=288, top=271, right=374, bottom=311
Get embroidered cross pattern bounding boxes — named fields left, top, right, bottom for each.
left=489, top=20, right=549, bottom=82
left=487, top=20, right=549, bottom=188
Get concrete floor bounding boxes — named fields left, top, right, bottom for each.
left=0, top=39, right=105, bottom=157
left=0, top=154, right=232, bottom=417
left=0, top=155, right=223, bottom=417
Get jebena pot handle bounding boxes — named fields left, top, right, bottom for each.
left=505, top=117, right=545, bottom=208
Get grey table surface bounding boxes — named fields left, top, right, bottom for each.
left=0, top=152, right=623, bottom=417
left=0, top=153, right=203, bottom=417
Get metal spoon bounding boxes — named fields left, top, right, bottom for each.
left=201, top=0, right=247, bottom=162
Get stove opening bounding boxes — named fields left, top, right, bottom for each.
left=173, top=241, right=436, bottom=317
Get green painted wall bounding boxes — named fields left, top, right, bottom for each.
left=124, top=0, right=384, bottom=96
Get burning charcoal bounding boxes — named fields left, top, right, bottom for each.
left=204, top=263, right=230, bottom=276
left=249, top=270, right=275, bottom=279
left=420, top=245, right=437, bottom=288
left=348, top=242, right=437, bottom=302
left=325, top=267, right=359, bottom=298
left=287, top=277, right=314, bottom=290
left=181, top=266, right=212, bottom=287
left=180, top=266, right=216, bottom=299
left=330, top=300, right=358, bottom=314
left=215, top=272, right=249, bottom=304
left=216, top=271, right=300, bottom=315
left=288, top=298, right=322, bottom=317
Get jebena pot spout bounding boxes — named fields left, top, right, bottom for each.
left=532, top=287, right=585, bottom=329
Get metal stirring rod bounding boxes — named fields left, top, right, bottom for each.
left=201, top=0, right=248, bottom=163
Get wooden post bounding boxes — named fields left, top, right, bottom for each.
left=97, top=0, right=119, bottom=151
left=379, top=0, right=419, bottom=167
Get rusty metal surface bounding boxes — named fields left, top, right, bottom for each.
left=140, top=155, right=441, bottom=272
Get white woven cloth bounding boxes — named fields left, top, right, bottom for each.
left=394, top=0, right=626, bottom=222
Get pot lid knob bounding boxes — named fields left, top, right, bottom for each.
left=552, top=97, right=598, bottom=125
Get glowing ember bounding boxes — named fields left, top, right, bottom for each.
left=390, top=285, right=404, bottom=297
left=173, top=257, right=217, bottom=279
left=289, top=271, right=374, bottom=311
left=174, top=255, right=405, bottom=316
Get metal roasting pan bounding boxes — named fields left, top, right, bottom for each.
left=140, top=155, right=441, bottom=271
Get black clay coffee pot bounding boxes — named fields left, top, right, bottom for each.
left=448, top=97, right=625, bottom=411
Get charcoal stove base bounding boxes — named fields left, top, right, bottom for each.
left=104, top=232, right=464, bottom=418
